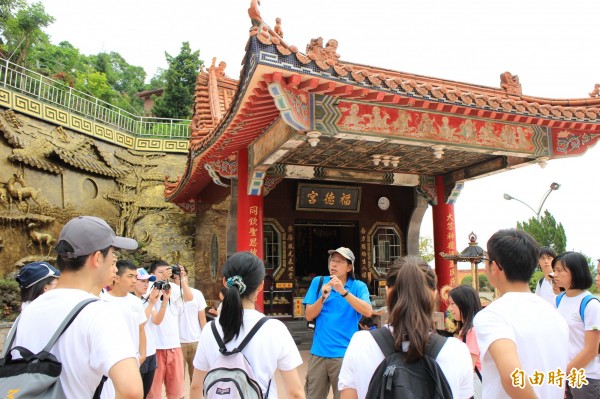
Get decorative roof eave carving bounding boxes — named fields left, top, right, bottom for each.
left=53, top=140, right=129, bottom=178
left=245, top=1, right=600, bottom=124
left=190, top=58, right=239, bottom=143
left=164, top=55, right=282, bottom=203
left=8, top=152, right=62, bottom=174
left=0, top=109, right=128, bottom=178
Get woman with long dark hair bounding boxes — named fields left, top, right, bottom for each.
left=190, top=252, right=305, bottom=399
left=338, top=256, right=473, bottom=398
left=448, top=284, right=483, bottom=398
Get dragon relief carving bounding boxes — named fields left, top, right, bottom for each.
left=500, top=72, right=522, bottom=95
left=589, top=83, right=600, bottom=98
left=304, top=37, right=340, bottom=70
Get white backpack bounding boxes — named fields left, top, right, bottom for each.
left=204, top=317, right=271, bottom=399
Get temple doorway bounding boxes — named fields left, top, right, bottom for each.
left=294, top=220, right=359, bottom=279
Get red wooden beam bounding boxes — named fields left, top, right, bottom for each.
left=312, top=82, right=337, bottom=94
left=298, top=78, right=320, bottom=91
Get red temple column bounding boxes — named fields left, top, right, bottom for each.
left=432, top=175, right=458, bottom=296
left=237, top=148, right=265, bottom=312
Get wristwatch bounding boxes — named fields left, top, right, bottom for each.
left=341, top=290, right=349, bottom=297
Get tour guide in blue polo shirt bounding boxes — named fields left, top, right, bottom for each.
left=303, top=247, right=372, bottom=399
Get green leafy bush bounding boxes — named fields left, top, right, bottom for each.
left=0, top=278, right=21, bottom=321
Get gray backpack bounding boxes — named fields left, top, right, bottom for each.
left=204, top=317, right=271, bottom=399
left=0, top=298, right=104, bottom=399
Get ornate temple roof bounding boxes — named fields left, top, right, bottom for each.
left=441, top=232, right=486, bottom=262
left=164, top=1, right=600, bottom=207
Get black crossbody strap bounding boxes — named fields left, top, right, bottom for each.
left=210, top=321, right=227, bottom=354
left=236, top=317, right=269, bottom=352
left=370, top=327, right=397, bottom=357
left=210, top=317, right=271, bottom=397
left=461, top=330, right=482, bottom=379
left=211, top=317, right=270, bottom=354
left=316, top=276, right=325, bottom=296
left=425, top=332, right=447, bottom=359
left=371, top=328, right=447, bottom=359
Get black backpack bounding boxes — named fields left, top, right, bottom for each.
left=365, top=328, right=453, bottom=399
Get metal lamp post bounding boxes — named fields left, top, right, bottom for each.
left=503, top=182, right=560, bottom=220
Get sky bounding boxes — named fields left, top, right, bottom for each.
left=39, top=0, right=600, bottom=261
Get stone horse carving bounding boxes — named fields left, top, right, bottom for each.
left=7, top=171, right=41, bottom=213
left=26, top=222, right=55, bottom=257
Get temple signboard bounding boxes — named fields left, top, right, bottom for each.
left=296, top=183, right=361, bottom=212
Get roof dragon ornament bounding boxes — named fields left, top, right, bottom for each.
left=500, top=72, right=522, bottom=95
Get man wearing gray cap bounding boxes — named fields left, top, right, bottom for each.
left=11, top=216, right=143, bottom=399
left=303, top=246, right=372, bottom=399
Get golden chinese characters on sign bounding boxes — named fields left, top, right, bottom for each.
left=248, top=205, right=259, bottom=256
left=296, top=184, right=362, bottom=213
left=286, top=225, right=295, bottom=279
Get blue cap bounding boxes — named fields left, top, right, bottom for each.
left=16, top=262, right=60, bottom=289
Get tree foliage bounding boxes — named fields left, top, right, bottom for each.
left=0, top=3, right=146, bottom=114
left=418, top=236, right=434, bottom=263
left=2, top=1, right=53, bottom=65
left=517, top=210, right=566, bottom=254
left=90, top=52, right=146, bottom=94
left=0, top=0, right=24, bottom=34
left=145, top=68, right=167, bottom=90
left=460, top=273, right=494, bottom=292
left=152, top=42, right=202, bottom=119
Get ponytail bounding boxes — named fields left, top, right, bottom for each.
left=219, top=252, right=265, bottom=343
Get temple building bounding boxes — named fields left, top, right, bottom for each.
left=164, top=2, right=600, bottom=317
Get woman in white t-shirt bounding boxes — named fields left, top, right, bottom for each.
left=338, top=256, right=474, bottom=399
left=448, top=284, right=483, bottom=399
left=190, top=252, right=305, bottom=399
left=553, top=251, right=600, bottom=399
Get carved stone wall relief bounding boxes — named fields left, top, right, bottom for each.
left=0, top=108, right=194, bottom=276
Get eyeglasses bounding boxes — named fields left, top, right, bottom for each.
left=481, top=256, right=503, bottom=270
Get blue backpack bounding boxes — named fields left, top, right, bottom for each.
left=555, top=292, right=600, bottom=323
left=555, top=292, right=600, bottom=354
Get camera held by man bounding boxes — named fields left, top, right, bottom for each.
left=170, top=265, right=181, bottom=276
left=153, top=280, right=171, bottom=291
